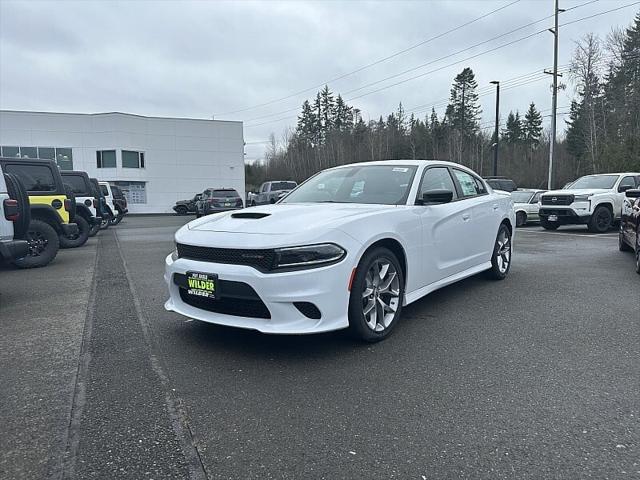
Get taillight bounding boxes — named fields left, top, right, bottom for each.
left=236, top=198, right=243, bottom=207
left=64, top=199, right=72, bottom=211
left=93, top=199, right=98, bottom=208
left=3, top=198, right=19, bottom=221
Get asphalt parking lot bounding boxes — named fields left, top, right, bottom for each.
left=1, top=216, right=638, bottom=480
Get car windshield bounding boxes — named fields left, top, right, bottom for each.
left=510, top=191, right=533, bottom=203
left=281, top=164, right=417, bottom=205
left=570, top=175, right=618, bottom=190
left=271, top=181, right=296, bottom=190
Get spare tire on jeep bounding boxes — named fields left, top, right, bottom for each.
left=3, top=173, right=30, bottom=239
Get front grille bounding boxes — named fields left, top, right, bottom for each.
left=179, top=288, right=271, bottom=319
left=177, top=243, right=275, bottom=271
left=541, top=194, right=574, bottom=206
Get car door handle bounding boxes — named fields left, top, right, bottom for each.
left=462, top=214, right=471, bottom=221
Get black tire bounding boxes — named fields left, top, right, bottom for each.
left=516, top=211, right=527, bottom=228
left=3, top=173, right=30, bottom=238
left=348, top=247, right=405, bottom=343
left=619, top=230, right=633, bottom=252
left=12, top=219, right=59, bottom=268
left=635, top=229, right=640, bottom=275
left=540, top=218, right=560, bottom=230
left=109, top=213, right=124, bottom=225
left=588, top=205, right=613, bottom=233
left=250, top=201, right=256, bottom=207
left=88, top=222, right=100, bottom=237
left=59, top=215, right=90, bottom=248
left=486, top=223, right=512, bottom=280
left=99, top=216, right=110, bottom=230
left=175, top=205, right=188, bottom=215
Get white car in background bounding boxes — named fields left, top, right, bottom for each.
left=165, top=160, right=515, bottom=342
left=511, top=189, right=546, bottom=227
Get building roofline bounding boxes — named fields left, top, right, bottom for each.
left=0, top=109, right=243, bottom=125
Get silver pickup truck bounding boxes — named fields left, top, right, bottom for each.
left=249, top=181, right=297, bottom=206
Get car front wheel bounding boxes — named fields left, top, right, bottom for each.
left=516, top=211, right=527, bottom=227
left=348, top=247, right=404, bottom=342
left=636, top=231, right=640, bottom=275
left=588, top=206, right=613, bottom=233
left=486, top=223, right=512, bottom=280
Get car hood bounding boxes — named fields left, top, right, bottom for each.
left=543, top=188, right=609, bottom=196
left=186, top=203, right=398, bottom=235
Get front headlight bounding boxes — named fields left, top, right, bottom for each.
left=574, top=194, right=592, bottom=202
left=273, top=243, right=345, bottom=270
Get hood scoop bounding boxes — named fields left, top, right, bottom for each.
left=230, top=212, right=271, bottom=219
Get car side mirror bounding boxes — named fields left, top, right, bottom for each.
left=419, top=189, right=454, bottom=205
left=619, top=185, right=633, bottom=193
left=625, top=188, right=640, bottom=198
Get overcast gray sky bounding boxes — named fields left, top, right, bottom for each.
left=0, top=0, right=637, bottom=162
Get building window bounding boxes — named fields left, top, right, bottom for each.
left=37, top=147, right=55, bottom=160
left=55, top=148, right=73, bottom=170
left=112, top=181, right=147, bottom=204
left=1, top=146, right=72, bottom=169
left=1, top=146, right=20, bottom=157
left=122, top=150, right=145, bottom=168
left=20, top=146, right=38, bottom=158
left=96, top=150, right=116, bottom=168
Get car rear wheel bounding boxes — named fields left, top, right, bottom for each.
left=540, top=218, right=560, bottom=230
left=12, top=219, right=59, bottom=268
left=59, top=215, right=90, bottom=248
left=486, top=223, right=512, bottom=280
left=588, top=206, right=612, bottom=233
left=516, top=211, right=527, bottom=227
left=348, top=247, right=404, bottom=342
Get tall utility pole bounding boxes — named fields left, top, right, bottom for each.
left=490, top=80, right=500, bottom=176
left=547, top=0, right=564, bottom=190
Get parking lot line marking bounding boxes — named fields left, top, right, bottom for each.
left=517, top=230, right=618, bottom=239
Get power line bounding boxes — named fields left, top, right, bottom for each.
left=215, top=0, right=522, bottom=116
left=246, top=1, right=640, bottom=129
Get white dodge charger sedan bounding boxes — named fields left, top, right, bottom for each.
left=165, top=160, right=515, bottom=342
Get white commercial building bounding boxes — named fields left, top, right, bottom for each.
left=0, top=110, right=245, bottom=213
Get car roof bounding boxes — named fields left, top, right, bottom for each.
left=576, top=172, right=640, bottom=176
left=327, top=159, right=476, bottom=171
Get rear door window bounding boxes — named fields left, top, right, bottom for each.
left=100, top=185, right=109, bottom=196
left=64, top=175, right=90, bottom=195
left=5, top=164, right=57, bottom=192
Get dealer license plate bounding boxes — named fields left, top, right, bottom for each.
left=186, top=271, right=217, bottom=299
left=548, top=214, right=558, bottom=222
left=224, top=202, right=231, bottom=207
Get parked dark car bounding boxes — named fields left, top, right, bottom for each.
left=619, top=188, right=640, bottom=274
left=195, top=188, right=243, bottom=217
left=485, top=176, right=518, bottom=192
left=173, top=193, right=203, bottom=215
left=249, top=181, right=297, bottom=206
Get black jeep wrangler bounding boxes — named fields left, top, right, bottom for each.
left=61, top=170, right=101, bottom=247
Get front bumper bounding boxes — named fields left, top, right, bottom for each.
left=61, top=223, right=79, bottom=236
left=0, top=239, right=29, bottom=261
left=164, top=252, right=354, bottom=334
left=539, top=207, right=590, bottom=225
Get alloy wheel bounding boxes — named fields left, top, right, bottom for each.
left=596, top=209, right=611, bottom=230
left=496, top=228, right=511, bottom=274
left=26, top=231, right=48, bottom=256
left=362, top=259, right=400, bottom=332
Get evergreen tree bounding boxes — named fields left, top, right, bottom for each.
left=319, top=85, right=335, bottom=132
left=502, top=111, right=523, bottom=144
left=523, top=103, right=543, bottom=147
left=296, top=100, right=317, bottom=145
left=447, top=67, right=481, bottom=135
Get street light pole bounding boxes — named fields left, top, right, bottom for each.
left=490, top=80, right=500, bottom=177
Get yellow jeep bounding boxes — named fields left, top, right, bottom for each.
left=0, top=157, right=78, bottom=268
